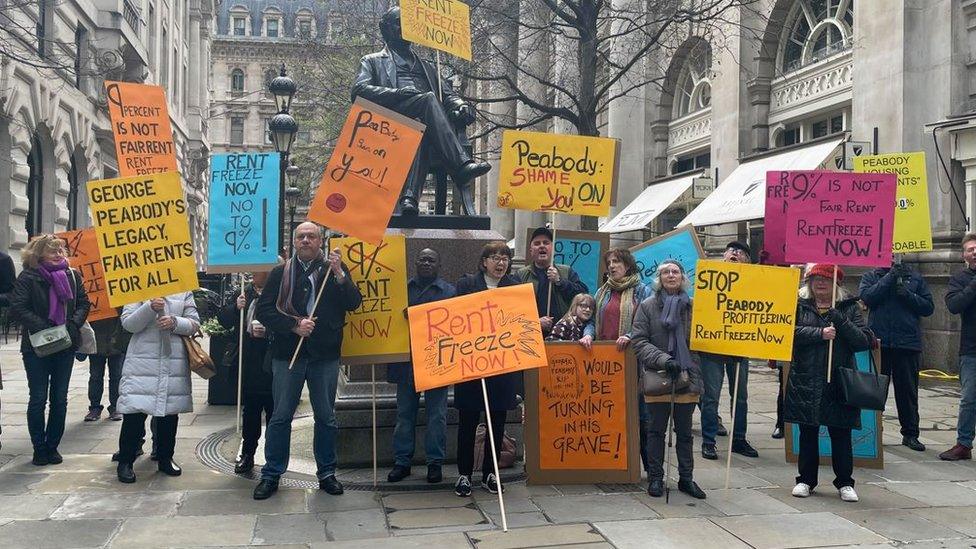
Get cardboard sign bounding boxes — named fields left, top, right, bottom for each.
left=308, top=98, right=424, bottom=245
left=785, top=349, right=884, bottom=468
left=336, top=234, right=410, bottom=365
left=690, top=260, right=799, bottom=361
left=629, top=226, right=704, bottom=297
left=407, top=283, right=547, bottom=391
left=784, top=172, right=897, bottom=267
left=399, top=0, right=472, bottom=61
left=87, top=172, right=199, bottom=307
left=497, top=130, right=620, bottom=216
left=56, top=229, right=117, bottom=322
left=206, top=152, right=280, bottom=273
left=105, top=81, right=178, bottom=177
left=524, top=342, right=640, bottom=484
left=854, top=152, right=933, bottom=253
left=526, top=228, right=607, bottom=296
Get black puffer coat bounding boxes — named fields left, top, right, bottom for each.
left=783, top=297, right=872, bottom=430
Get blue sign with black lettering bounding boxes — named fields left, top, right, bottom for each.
left=554, top=236, right=603, bottom=295
left=207, top=152, right=281, bottom=273
left=630, top=227, right=704, bottom=297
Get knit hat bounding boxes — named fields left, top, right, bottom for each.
left=658, top=259, right=685, bottom=273
left=805, top=263, right=844, bottom=283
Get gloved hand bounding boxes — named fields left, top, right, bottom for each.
left=825, top=308, right=846, bottom=325
left=664, top=359, right=682, bottom=379
left=893, top=262, right=911, bottom=277
left=895, top=277, right=909, bottom=297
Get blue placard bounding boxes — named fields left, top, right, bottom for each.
left=207, top=152, right=281, bottom=272
left=630, top=228, right=703, bottom=297
left=789, top=350, right=881, bottom=460
left=554, top=237, right=602, bottom=294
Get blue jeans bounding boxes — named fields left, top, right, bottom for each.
left=392, top=382, right=448, bottom=467
left=23, top=350, right=74, bottom=451
left=957, top=355, right=976, bottom=448
left=700, top=356, right=748, bottom=446
left=261, top=356, right=339, bottom=481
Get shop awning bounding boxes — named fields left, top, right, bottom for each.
left=678, top=138, right=844, bottom=227
left=599, top=171, right=703, bottom=233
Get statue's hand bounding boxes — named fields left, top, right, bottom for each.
left=396, top=86, right=422, bottom=97
left=453, top=104, right=476, bottom=125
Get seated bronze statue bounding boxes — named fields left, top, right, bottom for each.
left=352, top=7, right=490, bottom=216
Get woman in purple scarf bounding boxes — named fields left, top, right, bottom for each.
left=10, top=234, right=91, bottom=466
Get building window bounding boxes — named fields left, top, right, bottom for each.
left=328, top=14, right=344, bottom=41
left=811, top=113, right=845, bottom=139
left=296, top=130, right=311, bottom=144
left=67, top=156, right=81, bottom=230
left=671, top=151, right=711, bottom=175
left=230, top=117, right=245, bottom=145
left=233, top=16, right=246, bottom=36
left=298, top=19, right=311, bottom=38
left=148, top=4, right=156, bottom=67
left=231, top=68, right=245, bottom=93
left=780, top=0, right=853, bottom=74
left=36, top=0, right=48, bottom=57
left=780, top=125, right=801, bottom=147
left=74, top=25, right=88, bottom=90
left=26, top=134, right=44, bottom=238
left=160, top=27, right=169, bottom=88
left=673, top=41, right=712, bottom=119
left=266, top=18, right=279, bottom=37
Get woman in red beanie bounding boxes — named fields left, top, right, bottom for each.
left=784, top=264, right=872, bottom=503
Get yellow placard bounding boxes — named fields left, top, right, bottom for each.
left=399, top=0, right=472, bottom=61
left=690, top=260, right=799, bottom=361
left=497, top=130, right=620, bottom=216
left=854, top=152, right=932, bottom=253
left=87, top=172, right=199, bottom=307
left=408, top=284, right=547, bottom=391
left=336, top=235, right=410, bottom=364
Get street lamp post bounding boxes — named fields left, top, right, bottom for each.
left=285, top=182, right=301, bottom=257
left=268, top=65, right=298, bottom=255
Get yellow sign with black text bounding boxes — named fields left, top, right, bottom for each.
left=87, top=172, right=199, bottom=307
left=399, top=0, right=472, bottom=61
left=854, top=152, right=933, bottom=253
left=690, top=260, right=799, bottom=361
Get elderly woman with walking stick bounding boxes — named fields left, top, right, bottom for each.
left=630, top=260, right=705, bottom=500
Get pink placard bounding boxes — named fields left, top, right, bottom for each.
left=784, top=172, right=897, bottom=267
left=765, top=171, right=834, bottom=265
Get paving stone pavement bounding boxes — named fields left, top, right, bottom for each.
left=2, top=347, right=976, bottom=547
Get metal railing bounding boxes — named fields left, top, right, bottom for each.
left=122, top=0, right=142, bottom=34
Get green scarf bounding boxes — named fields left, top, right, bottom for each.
left=595, top=273, right=641, bottom=338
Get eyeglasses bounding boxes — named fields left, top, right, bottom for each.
left=577, top=304, right=593, bottom=310
left=488, top=255, right=510, bottom=263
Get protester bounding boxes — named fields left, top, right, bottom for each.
left=10, top=234, right=91, bottom=466
left=548, top=294, right=595, bottom=342
left=85, top=316, right=129, bottom=422
left=699, top=241, right=758, bottom=460
left=859, top=261, right=934, bottom=451
left=578, top=247, right=652, bottom=473
left=114, top=292, right=199, bottom=483
left=387, top=248, right=456, bottom=484
left=453, top=241, right=520, bottom=497
left=786, top=264, right=871, bottom=502
left=219, top=268, right=277, bottom=474
left=631, top=260, right=705, bottom=499
left=941, top=234, right=976, bottom=461
left=253, top=222, right=362, bottom=500
left=515, top=227, right=588, bottom=334
left=0, top=249, right=14, bottom=451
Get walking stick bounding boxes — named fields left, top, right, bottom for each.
left=288, top=238, right=333, bottom=370
left=724, top=360, right=742, bottom=489
left=236, top=273, right=245, bottom=434
left=481, top=378, right=508, bottom=531
left=826, top=265, right=838, bottom=384
left=545, top=216, right=557, bottom=319
left=664, top=377, right=677, bottom=504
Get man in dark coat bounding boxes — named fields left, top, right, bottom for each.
left=352, top=7, right=490, bottom=216
left=252, top=222, right=362, bottom=499
left=941, top=234, right=976, bottom=461
left=859, top=261, right=934, bottom=451
left=386, top=248, right=455, bottom=484
left=515, top=227, right=588, bottom=335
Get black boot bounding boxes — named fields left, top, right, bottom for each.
left=157, top=459, right=182, bottom=476
left=117, top=462, right=136, bottom=483
left=647, top=479, right=664, bottom=497
left=235, top=454, right=255, bottom=474
left=253, top=479, right=278, bottom=500
left=678, top=479, right=706, bottom=499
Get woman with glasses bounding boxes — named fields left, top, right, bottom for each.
left=451, top=241, right=520, bottom=497
left=10, top=234, right=91, bottom=466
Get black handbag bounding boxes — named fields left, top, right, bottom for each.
left=836, top=352, right=889, bottom=411
left=641, top=366, right=689, bottom=397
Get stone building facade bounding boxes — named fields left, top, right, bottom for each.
left=483, top=0, right=976, bottom=370
left=0, top=0, right=215, bottom=268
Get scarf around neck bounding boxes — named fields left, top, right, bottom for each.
left=38, top=259, right=73, bottom=325
left=595, top=273, right=641, bottom=338
left=276, top=252, right=324, bottom=321
left=661, top=291, right=693, bottom=371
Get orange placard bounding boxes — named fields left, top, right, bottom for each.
left=105, top=81, right=178, bottom=177
left=407, top=284, right=547, bottom=391
left=56, top=229, right=117, bottom=322
left=537, top=343, right=629, bottom=470
left=308, top=98, right=424, bottom=245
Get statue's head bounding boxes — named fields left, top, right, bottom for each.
left=380, top=7, right=409, bottom=49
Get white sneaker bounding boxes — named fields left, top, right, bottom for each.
left=792, top=483, right=812, bottom=497
left=839, top=486, right=859, bottom=502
